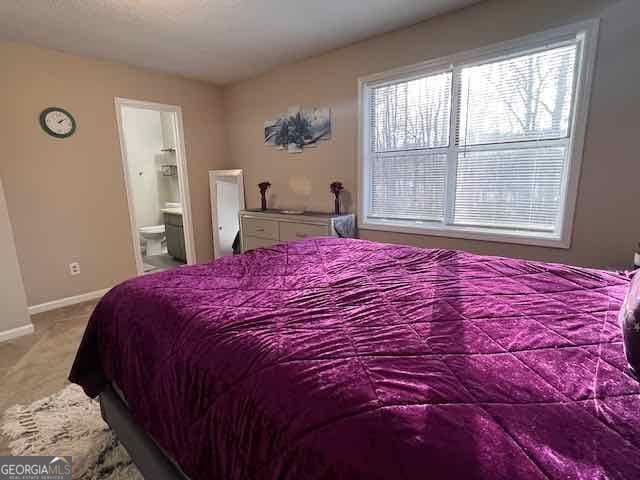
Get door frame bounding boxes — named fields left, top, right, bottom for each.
left=114, top=97, right=196, bottom=275
left=209, top=169, right=245, bottom=259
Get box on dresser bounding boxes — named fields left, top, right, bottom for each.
left=239, top=209, right=356, bottom=252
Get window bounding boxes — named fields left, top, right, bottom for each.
left=359, top=21, right=598, bottom=247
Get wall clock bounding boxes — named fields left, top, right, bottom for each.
left=39, top=107, right=76, bottom=138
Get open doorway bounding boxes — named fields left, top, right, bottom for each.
left=115, top=98, right=195, bottom=275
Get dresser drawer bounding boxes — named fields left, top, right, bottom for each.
left=242, top=217, right=278, bottom=240
left=243, top=236, right=279, bottom=251
left=279, top=221, right=328, bottom=242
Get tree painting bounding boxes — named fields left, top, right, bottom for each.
left=264, top=106, right=331, bottom=153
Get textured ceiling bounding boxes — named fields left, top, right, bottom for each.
left=0, top=0, right=479, bottom=85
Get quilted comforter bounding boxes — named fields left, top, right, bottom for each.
left=70, top=238, right=640, bottom=480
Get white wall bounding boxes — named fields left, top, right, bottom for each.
left=160, top=111, right=177, bottom=151
left=158, top=112, right=181, bottom=209
left=121, top=106, right=164, bottom=228
left=0, top=177, right=31, bottom=336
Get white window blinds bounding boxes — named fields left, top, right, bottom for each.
left=369, top=72, right=451, bottom=221
left=371, top=152, right=447, bottom=221
left=361, top=23, right=594, bottom=246
left=457, top=45, right=577, bottom=146
left=453, top=146, right=566, bottom=231
left=453, top=44, right=577, bottom=233
left=372, top=72, right=452, bottom=152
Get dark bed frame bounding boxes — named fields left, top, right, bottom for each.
left=99, top=384, right=190, bottom=480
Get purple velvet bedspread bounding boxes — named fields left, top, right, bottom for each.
left=70, top=238, right=640, bottom=479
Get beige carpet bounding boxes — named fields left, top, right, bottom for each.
left=1, top=384, right=141, bottom=480
left=0, top=300, right=142, bottom=479
left=0, top=300, right=96, bottom=455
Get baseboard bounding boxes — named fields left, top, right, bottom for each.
left=0, top=323, right=34, bottom=343
left=28, top=287, right=110, bottom=316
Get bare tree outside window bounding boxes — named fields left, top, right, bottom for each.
left=458, top=44, right=576, bottom=145
left=363, top=23, right=597, bottom=245
left=373, top=72, right=451, bottom=152
left=454, top=45, right=577, bottom=230
left=368, top=43, right=578, bottom=232
left=370, top=72, right=452, bottom=221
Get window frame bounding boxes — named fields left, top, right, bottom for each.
left=357, top=20, right=599, bottom=249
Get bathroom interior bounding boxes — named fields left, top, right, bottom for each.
left=120, top=105, right=186, bottom=274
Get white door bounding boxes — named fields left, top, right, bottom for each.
left=210, top=170, right=245, bottom=258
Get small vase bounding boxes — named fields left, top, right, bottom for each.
left=261, top=195, right=267, bottom=211
left=334, top=196, right=340, bottom=215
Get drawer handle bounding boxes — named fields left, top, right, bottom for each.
left=296, top=233, right=307, bottom=238
left=255, top=228, right=265, bottom=232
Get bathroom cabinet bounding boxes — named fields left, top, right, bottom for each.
left=164, top=212, right=186, bottom=261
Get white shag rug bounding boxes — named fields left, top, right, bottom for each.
left=1, top=384, right=142, bottom=480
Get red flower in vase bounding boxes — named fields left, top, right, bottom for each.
left=258, top=182, right=271, bottom=210
left=330, top=181, right=344, bottom=215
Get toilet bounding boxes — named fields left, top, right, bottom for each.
left=139, top=225, right=166, bottom=256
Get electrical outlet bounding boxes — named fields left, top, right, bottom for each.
left=69, top=262, right=81, bottom=276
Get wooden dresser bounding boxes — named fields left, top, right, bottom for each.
left=239, top=209, right=356, bottom=252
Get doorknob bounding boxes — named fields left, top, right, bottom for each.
left=218, top=226, right=222, bottom=230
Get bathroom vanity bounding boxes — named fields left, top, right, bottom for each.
left=163, top=211, right=186, bottom=262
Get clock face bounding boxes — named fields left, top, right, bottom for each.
left=40, top=107, right=76, bottom=138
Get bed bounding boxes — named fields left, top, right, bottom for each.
left=70, top=237, right=640, bottom=479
